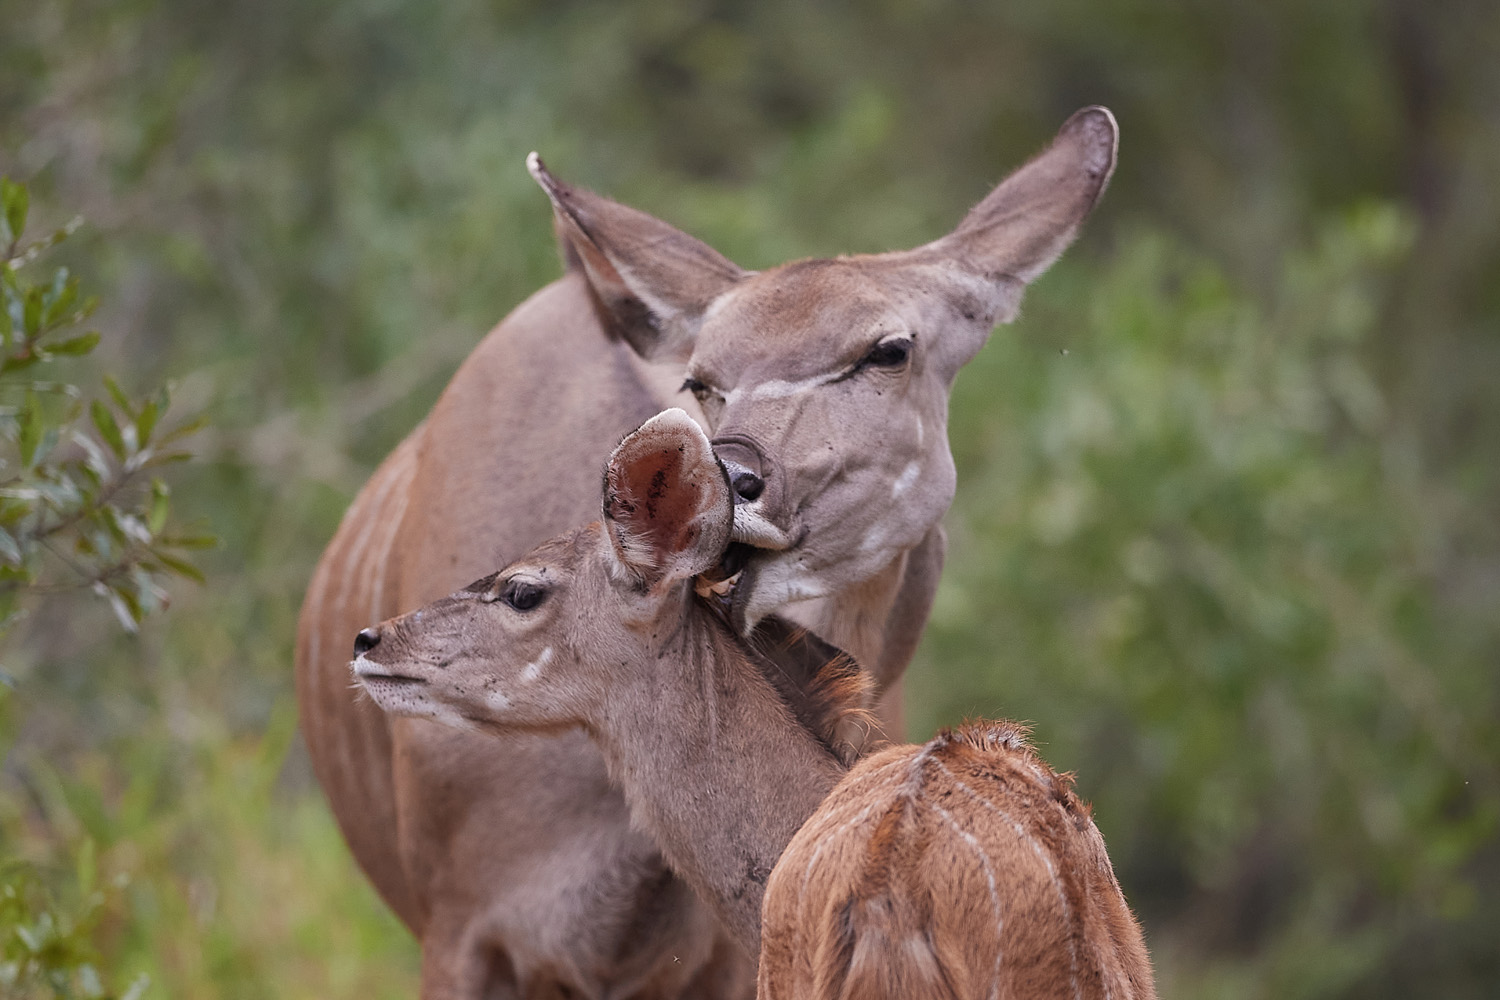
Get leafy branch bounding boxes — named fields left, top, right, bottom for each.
left=0, top=176, right=211, bottom=637
left=0, top=174, right=216, bottom=999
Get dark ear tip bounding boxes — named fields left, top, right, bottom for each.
left=1058, top=106, right=1119, bottom=182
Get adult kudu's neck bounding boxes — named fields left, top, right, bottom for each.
left=592, top=600, right=853, bottom=953
left=784, top=524, right=946, bottom=696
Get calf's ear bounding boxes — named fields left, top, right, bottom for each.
left=528, top=154, right=746, bottom=363
left=603, top=408, right=734, bottom=588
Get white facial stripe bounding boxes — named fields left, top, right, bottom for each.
left=520, top=646, right=553, bottom=683
left=892, top=461, right=921, bottom=498
left=723, top=371, right=839, bottom=406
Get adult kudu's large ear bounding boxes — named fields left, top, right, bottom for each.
left=914, top=106, right=1118, bottom=327
left=603, top=408, right=734, bottom=589
left=528, top=154, right=747, bottom=362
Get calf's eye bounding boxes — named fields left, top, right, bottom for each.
left=502, top=580, right=547, bottom=612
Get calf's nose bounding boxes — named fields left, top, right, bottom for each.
left=353, top=627, right=381, bottom=657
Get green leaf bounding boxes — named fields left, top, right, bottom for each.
left=41, top=267, right=77, bottom=330
left=154, top=551, right=205, bottom=584
left=0, top=352, right=40, bottom=376
left=135, top=395, right=160, bottom=446
left=1, top=177, right=27, bottom=247
left=158, top=411, right=207, bottom=444
left=75, top=838, right=96, bottom=895
left=47, top=331, right=99, bottom=356
left=98, top=505, right=129, bottom=547
left=147, top=479, right=169, bottom=534
left=163, top=532, right=216, bottom=550
left=102, top=374, right=132, bottom=415
left=89, top=400, right=126, bottom=460
left=21, top=285, right=42, bottom=338
left=94, top=581, right=141, bottom=633
left=142, top=450, right=193, bottom=467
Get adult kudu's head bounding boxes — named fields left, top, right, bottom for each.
left=527, top=107, right=1117, bottom=632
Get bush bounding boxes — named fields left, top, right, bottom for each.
left=0, top=177, right=206, bottom=1000
left=918, top=205, right=1500, bottom=997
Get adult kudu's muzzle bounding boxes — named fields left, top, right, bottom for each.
left=711, top=435, right=768, bottom=506
left=712, top=434, right=796, bottom=553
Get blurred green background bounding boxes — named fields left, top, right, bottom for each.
left=2, top=0, right=1497, bottom=996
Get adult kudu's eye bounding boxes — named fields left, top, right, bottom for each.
left=680, top=376, right=715, bottom=401
left=502, top=580, right=547, bottom=612
left=863, top=337, right=912, bottom=368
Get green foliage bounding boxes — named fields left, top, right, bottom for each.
left=0, top=177, right=208, bottom=639
left=0, top=845, right=147, bottom=1000
left=918, top=204, right=1499, bottom=995
left=0, top=179, right=211, bottom=999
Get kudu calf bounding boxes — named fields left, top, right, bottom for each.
left=299, top=108, right=1117, bottom=997
left=355, top=411, right=1154, bottom=1000
left=761, top=724, right=1156, bottom=1000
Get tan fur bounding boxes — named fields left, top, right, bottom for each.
left=760, top=724, right=1156, bottom=1000
left=300, top=110, right=1119, bottom=998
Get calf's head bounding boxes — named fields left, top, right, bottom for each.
left=528, top=109, right=1117, bottom=631
left=352, top=408, right=743, bottom=733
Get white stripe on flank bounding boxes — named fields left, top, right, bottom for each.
left=794, top=757, right=915, bottom=895
left=334, top=468, right=392, bottom=627
left=365, top=459, right=415, bottom=625
left=934, top=758, right=1086, bottom=1000
left=793, top=754, right=912, bottom=844
left=924, top=796, right=1005, bottom=1000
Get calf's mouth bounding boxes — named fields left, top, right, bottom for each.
left=350, top=656, right=429, bottom=689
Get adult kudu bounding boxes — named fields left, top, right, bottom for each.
left=296, top=107, right=1118, bottom=997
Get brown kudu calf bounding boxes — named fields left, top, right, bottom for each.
left=299, top=108, right=1117, bottom=997
left=354, top=410, right=1155, bottom=1000
left=761, top=724, right=1155, bottom=1000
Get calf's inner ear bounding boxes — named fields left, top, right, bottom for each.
left=603, top=409, right=734, bottom=587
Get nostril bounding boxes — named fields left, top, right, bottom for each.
left=353, top=628, right=381, bottom=657
left=730, top=470, right=765, bottom=503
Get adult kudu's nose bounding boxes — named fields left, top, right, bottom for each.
left=712, top=436, right=769, bottom=506
left=722, top=462, right=765, bottom=504
left=353, top=627, right=381, bottom=657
